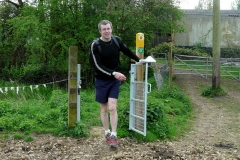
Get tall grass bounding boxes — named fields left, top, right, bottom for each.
left=0, top=70, right=193, bottom=142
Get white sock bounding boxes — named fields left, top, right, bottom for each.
left=111, top=132, right=117, bottom=137
left=105, top=129, right=110, bottom=135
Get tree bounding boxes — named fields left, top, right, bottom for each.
left=5, top=0, right=24, bottom=8
left=0, top=1, right=21, bottom=71
left=195, top=0, right=213, bottom=10
left=0, top=0, right=185, bottom=87
left=231, top=0, right=240, bottom=10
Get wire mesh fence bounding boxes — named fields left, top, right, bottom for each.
left=151, top=53, right=169, bottom=90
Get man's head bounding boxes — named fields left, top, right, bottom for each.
left=98, top=20, right=112, bottom=31
left=98, top=20, right=113, bottom=42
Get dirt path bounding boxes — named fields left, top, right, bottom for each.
left=173, top=74, right=240, bottom=159
left=0, top=74, right=240, bottom=159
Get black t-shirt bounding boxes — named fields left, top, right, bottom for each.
left=91, top=36, right=140, bottom=80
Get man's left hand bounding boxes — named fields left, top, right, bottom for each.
left=114, top=72, right=126, bottom=81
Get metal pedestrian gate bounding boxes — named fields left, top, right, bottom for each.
left=129, top=63, right=152, bottom=136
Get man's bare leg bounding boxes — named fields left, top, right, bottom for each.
left=108, top=98, right=118, bottom=133
left=100, top=103, right=109, bottom=131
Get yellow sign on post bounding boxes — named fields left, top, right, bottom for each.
left=136, top=33, right=144, bottom=55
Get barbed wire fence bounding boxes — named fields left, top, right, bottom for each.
left=151, top=53, right=169, bottom=90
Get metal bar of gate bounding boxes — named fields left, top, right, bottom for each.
left=77, top=64, right=81, bottom=122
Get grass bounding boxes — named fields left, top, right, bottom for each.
left=0, top=70, right=193, bottom=142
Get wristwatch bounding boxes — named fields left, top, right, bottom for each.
left=112, top=71, right=116, bottom=76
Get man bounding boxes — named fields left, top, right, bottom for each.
left=90, top=20, right=140, bottom=147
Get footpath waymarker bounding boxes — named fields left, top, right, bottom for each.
left=68, top=46, right=78, bottom=127
left=136, top=33, right=144, bottom=81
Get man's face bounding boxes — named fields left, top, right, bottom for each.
left=99, top=23, right=112, bottom=40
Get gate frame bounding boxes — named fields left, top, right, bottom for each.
left=129, top=63, right=151, bottom=136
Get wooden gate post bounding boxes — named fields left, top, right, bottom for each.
left=136, top=33, right=144, bottom=131
left=68, top=46, right=78, bottom=127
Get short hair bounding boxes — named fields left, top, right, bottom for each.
left=98, top=20, right=113, bottom=31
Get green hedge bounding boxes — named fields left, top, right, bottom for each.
left=148, top=42, right=209, bottom=57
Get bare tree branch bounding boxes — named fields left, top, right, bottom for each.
left=5, top=0, right=24, bottom=8
left=18, top=0, right=23, bottom=7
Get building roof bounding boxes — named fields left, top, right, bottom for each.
left=182, top=9, right=240, bottom=17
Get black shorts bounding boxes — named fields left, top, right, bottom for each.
left=95, top=78, right=121, bottom=104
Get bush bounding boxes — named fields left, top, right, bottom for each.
left=56, top=121, right=88, bottom=138
left=201, top=86, right=227, bottom=97
left=13, top=133, right=24, bottom=140
left=117, top=80, right=192, bottom=142
left=25, top=136, right=34, bottom=142
left=148, top=42, right=209, bottom=57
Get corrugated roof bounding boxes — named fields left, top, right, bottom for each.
left=182, top=9, right=240, bottom=17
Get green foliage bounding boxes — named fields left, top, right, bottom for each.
left=13, top=133, right=34, bottom=142
left=56, top=121, right=88, bottom=138
left=148, top=42, right=209, bottom=57
left=195, top=0, right=213, bottom=10
left=0, top=0, right=185, bottom=88
left=201, top=86, right=227, bottom=97
left=19, top=120, right=35, bottom=132
left=13, top=133, right=24, bottom=140
left=221, top=48, right=240, bottom=58
left=48, top=90, right=68, bottom=108
left=0, top=85, right=87, bottom=139
left=117, top=78, right=192, bottom=142
left=25, top=136, right=34, bottom=142
left=148, top=84, right=192, bottom=140
left=0, top=72, right=192, bottom=142
left=0, top=80, right=53, bottom=101
left=156, top=84, right=192, bottom=110
left=0, top=134, right=9, bottom=140
left=231, top=0, right=240, bottom=10
left=147, top=101, right=165, bottom=123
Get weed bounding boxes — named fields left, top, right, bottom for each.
left=0, top=134, right=9, bottom=140
left=201, top=86, right=227, bottom=97
left=13, top=133, right=24, bottom=140
left=25, top=136, right=34, bottom=142
left=56, top=121, right=88, bottom=138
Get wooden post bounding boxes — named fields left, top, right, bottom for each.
left=212, top=0, right=221, bottom=89
left=136, top=33, right=144, bottom=131
left=68, top=46, right=78, bottom=127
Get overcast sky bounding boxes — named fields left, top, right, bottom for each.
left=179, top=0, right=234, bottom=10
